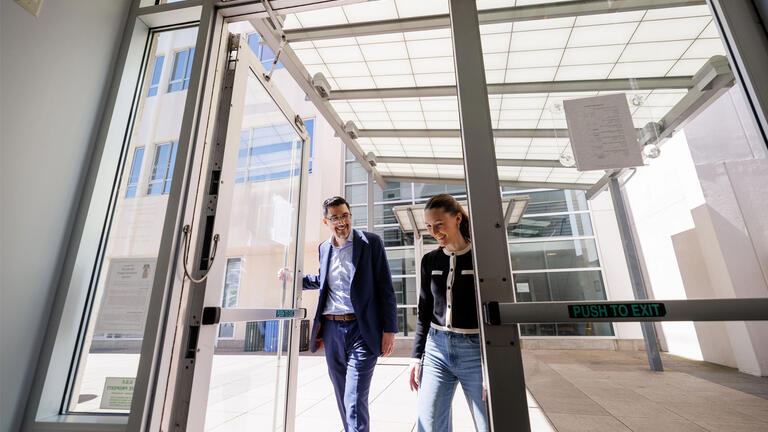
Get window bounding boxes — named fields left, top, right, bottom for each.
left=235, top=119, right=314, bottom=183
left=344, top=183, right=367, bottom=204
left=147, top=141, right=178, bottom=195
left=247, top=33, right=284, bottom=71
left=346, top=161, right=368, bottom=183
left=125, top=147, right=145, bottom=198
left=168, top=48, right=194, bottom=92
left=218, top=258, right=242, bottom=339
left=147, top=55, right=164, bottom=97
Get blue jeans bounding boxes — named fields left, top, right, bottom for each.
left=322, top=319, right=378, bottom=432
left=417, top=327, right=488, bottom=432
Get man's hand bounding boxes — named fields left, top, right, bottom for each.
left=276, top=267, right=293, bottom=282
left=380, top=332, right=395, bottom=357
left=408, top=361, right=421, bottom=391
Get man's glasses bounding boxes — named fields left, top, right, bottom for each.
left=327, top=213, right=351, bottom=223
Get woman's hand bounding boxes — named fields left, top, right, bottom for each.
left=408, top=360, right=421, bottom=391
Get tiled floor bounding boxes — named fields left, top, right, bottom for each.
left=523, top=350, right=768, bottom=432
left=204, top=355, right=553, bottom=432
left=76, top=349, right=768, bottom=431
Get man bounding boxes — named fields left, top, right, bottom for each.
left=286, top=196, right=398, bottom=431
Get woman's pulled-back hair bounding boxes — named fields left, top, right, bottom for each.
left=424, top=193, right=471, bottom=242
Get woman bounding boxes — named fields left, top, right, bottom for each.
left=409, top=194, right=487, bottom=432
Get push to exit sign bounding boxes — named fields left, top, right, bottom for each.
left=568, top=302, right=666, bottom=319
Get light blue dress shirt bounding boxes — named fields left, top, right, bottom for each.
left=323, top=234, right=355, bottom=314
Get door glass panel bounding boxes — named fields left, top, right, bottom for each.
left=204, top=59, right=304, bottom=431
left=70, top=26, right=198, bottom=414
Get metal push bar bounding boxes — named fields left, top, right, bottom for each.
left=484, top=298, right=768, bottom=325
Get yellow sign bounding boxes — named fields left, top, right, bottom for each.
left=100, top=377, right=135, bottom=410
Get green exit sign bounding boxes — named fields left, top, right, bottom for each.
left=276, top=309, right=295, bottom=318
left=568, top=303, right=666, bottom=319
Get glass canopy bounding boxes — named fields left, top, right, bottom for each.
left=269, top=1, right=729, bottom=188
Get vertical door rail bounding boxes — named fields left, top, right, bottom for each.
left=167, top=32, right=241, bottom=432
left=448, top=1, right=531, bottom=431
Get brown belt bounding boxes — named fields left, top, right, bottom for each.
left=323, top=313, right=356, bottom=321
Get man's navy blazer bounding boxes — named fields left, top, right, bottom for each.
left=302, top=229, right=398, bottom=356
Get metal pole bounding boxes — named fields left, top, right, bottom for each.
left=367, top=170, right=374, bottom=233
left=448, top=1, right=530, bottom=431
left=608, top=174, right=664, bottom=372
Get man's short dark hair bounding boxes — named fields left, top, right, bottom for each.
left=322, top=196, right=350, bottom=217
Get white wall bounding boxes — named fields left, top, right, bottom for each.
left=619, top=132, right=706, bottom=361
left=682, top=86, right=768, bottom=375
left=0, top=1, right=131, bottom=431
left=589, top=192, right=643, bottom=341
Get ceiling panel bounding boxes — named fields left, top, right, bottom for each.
left=282, top=2, right=727, bottom=188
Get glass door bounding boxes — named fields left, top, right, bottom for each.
left=166, top=30, right=310, bottom=432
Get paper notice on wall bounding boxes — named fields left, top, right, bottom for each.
left=94, top=258, right=155, bottom=335
left=563, top=93, right=643, bottom=171
left=100, top=377, right=135, bottom=410
left=516, top=283, right=530, bottom=293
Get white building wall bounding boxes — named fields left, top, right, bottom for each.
left=592, top=85, right=768, bottom=375
left=619, top=132, right=706, bottom=361
left=682, top=86, right=768, bottom=376
left=589, top=192, right=643, bottom=342
left=0, top=1, right=132, bottom=430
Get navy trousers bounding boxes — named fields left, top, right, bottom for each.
left=322, top=319, right=378, bottom=432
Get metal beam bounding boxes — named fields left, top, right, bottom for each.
left=709, top=0, right=768, bottom=140
left=329, top=77, right=693, bottom=100
left=359, top=128, right=569, bottom=138
left=216, top=0, right=368, bottom=19
left=448, top=1, right=530, bottom=430
left=585, top=171, right=614, bottom=200
left=643, top=56, right=735, bottom=147
left=382, top=175, right=591, bottom=191
left=367, top=170, right=374, bottom=232
left=249, top=17, right=388, bottom=187
left=609, top=174, right=664, bottom=372
left=377, top=156, right=562, bottom=168
left=490, top=298, right=768, bottom=324
left=285, top=0, right=706, bottom=42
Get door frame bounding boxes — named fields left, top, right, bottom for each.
left=162, top=27, right=312, bottom=432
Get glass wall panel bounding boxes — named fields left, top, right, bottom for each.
left=345, top=183, right=366, bottom=204
left=386, top=248, right=416, bottom=275
left=374, top=203, right=403, bottom=225
left=376, top=225, right=414, bottom=247
left=509, top=239, right=601, bottom=271
left=519, top=321, right=614, bottom=337
left=512, top=271, right=606, bottom=302
left=345, top=161, right=367, bottom=183
left=375, top=181, right=412, bottom=202
left=413, top=182, right=466, bottom=199
left=70, top=26, right=199, bottom=414
left=508, top=213, right=594, bottom=239
left=392, top=277, right=417, bottom=305
left=398, top=307, right=418, bottom=337
left=514, top=270, right=613, bottom=337
left=507, top=189, right=589, bottom=214
left=348, top=204, right=367, bottom=227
